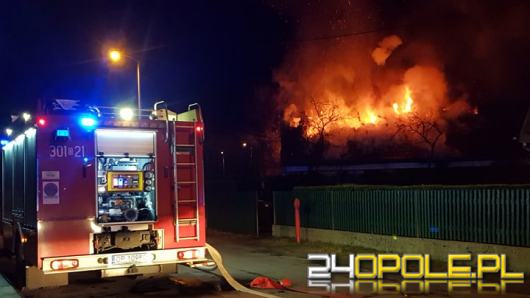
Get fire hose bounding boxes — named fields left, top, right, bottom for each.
left=205, top=243, right=282, bottom=298
left=204, top=243, right=359, bottom=298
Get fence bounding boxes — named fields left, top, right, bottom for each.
left=273, top=186, right=530, bottom=247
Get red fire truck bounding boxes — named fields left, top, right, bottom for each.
left=1, top=102, right=208, bottom=289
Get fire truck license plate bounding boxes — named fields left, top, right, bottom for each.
left=111, top=253, right=154, bottom=265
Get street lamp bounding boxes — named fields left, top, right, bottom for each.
left=108, top=50, right=122, bottom=63
left=220, top=151, right=225, bottom=176
left=241, top=141, right=253, bottom=163
left=107, top=49, right=142, bottom=118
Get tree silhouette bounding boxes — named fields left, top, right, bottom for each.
left=395, top=112, right=444, bottom=165
left=308, top=97, right=343, bottom=146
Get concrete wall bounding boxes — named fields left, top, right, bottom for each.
left=273, top=225, right=530, bottom=273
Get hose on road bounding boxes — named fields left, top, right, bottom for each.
left=205, top=243, right=281, bottom=298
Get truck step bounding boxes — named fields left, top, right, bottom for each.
left=178, top=219, right=198, bottom=225
left=179, top=236, right=199, bottom=240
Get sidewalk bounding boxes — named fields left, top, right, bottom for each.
left=0, top=274, right=19, bottom=298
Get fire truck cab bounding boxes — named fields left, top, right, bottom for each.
left=1, top=102, right=207, bottom=289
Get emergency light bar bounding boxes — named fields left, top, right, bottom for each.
left=36, top=117, right=46, bottom=127
left=79, top=114, right=98, bottom=130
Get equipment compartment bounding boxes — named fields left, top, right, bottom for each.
left=95, top=129, right=157, bottom=224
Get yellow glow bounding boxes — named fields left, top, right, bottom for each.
left=392, top=102, right=399, bottom=114
left=22, top=112, right=31, bottom=122
left=5, top=128, right=13, bottom=136
left=108, top=49, right=122, bottom=63
left=365, top=110, right=378, bottom=124
left=403, top=87, right=413, bottom=113
left=393, top=86, right=414, bottom=116
left=119, top=107, right=134, bottom=121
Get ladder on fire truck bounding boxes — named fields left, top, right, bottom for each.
left=171, top=111, right=201, bottom=242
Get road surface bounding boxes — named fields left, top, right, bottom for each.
left=2, top=231, right=529, bottom=297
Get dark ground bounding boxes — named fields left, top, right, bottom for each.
left=1, top=231, right=529, bottom=297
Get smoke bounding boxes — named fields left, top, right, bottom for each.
left=371, top=35, right=402, bottom=66
left=268, top=0, right=530, bottom=160
left=274, top=34, right=470, bottom=142
left=283, top=103, right=300, bottom=127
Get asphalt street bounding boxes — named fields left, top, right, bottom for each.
left=2, top=232, right=529, bottom=297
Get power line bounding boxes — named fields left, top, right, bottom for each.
left=293, top=27, right=393, bottom=43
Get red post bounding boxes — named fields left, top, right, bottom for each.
left=294, top=198, right=301, bottom=243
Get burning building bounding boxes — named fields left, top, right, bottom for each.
left=270, top=0, right=530, bottom=163
left=277, top=34, right=472, bottom=161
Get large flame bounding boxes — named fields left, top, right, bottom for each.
left=291, top=84, right=422, bottom=138
left=393, top=86, right=413, bottom=115
left=278, top=35, right=473, bottom=157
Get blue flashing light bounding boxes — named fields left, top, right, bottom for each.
left=83, top=157, right=89, bottom=163
left=79, top=115, right=98, bottom=130
left=0, top=139, right=8, bottom=146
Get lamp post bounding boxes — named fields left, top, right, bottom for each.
left=241, top=141, right=253, bottom=162
left=220, top=151, right=225, bottom=176
left=108, top=49, right=142, bottom=118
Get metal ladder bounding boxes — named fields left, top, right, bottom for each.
left=172, top=121, right=200, bottom=242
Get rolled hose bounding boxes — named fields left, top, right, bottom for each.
left=205, top=243, right=281, bottom=298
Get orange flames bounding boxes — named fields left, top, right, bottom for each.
left=288, top=84, right=423, bottom=138
left=393, top=86, right=413, bottom=115
left=278, top=35, right=472, bottom=153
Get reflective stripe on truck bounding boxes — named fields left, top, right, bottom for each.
left=42, top=247, right=206, bottom=274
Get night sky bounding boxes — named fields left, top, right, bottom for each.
left=0, top=1, right=288, bottom=134
left=2, top=1, right=530, bottom=165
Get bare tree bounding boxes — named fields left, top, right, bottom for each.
left=395, top=112, right=444, bottom=165
left=302, top=97, right=343, bottom=160
left=308, top=97, right=342, bottom=145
